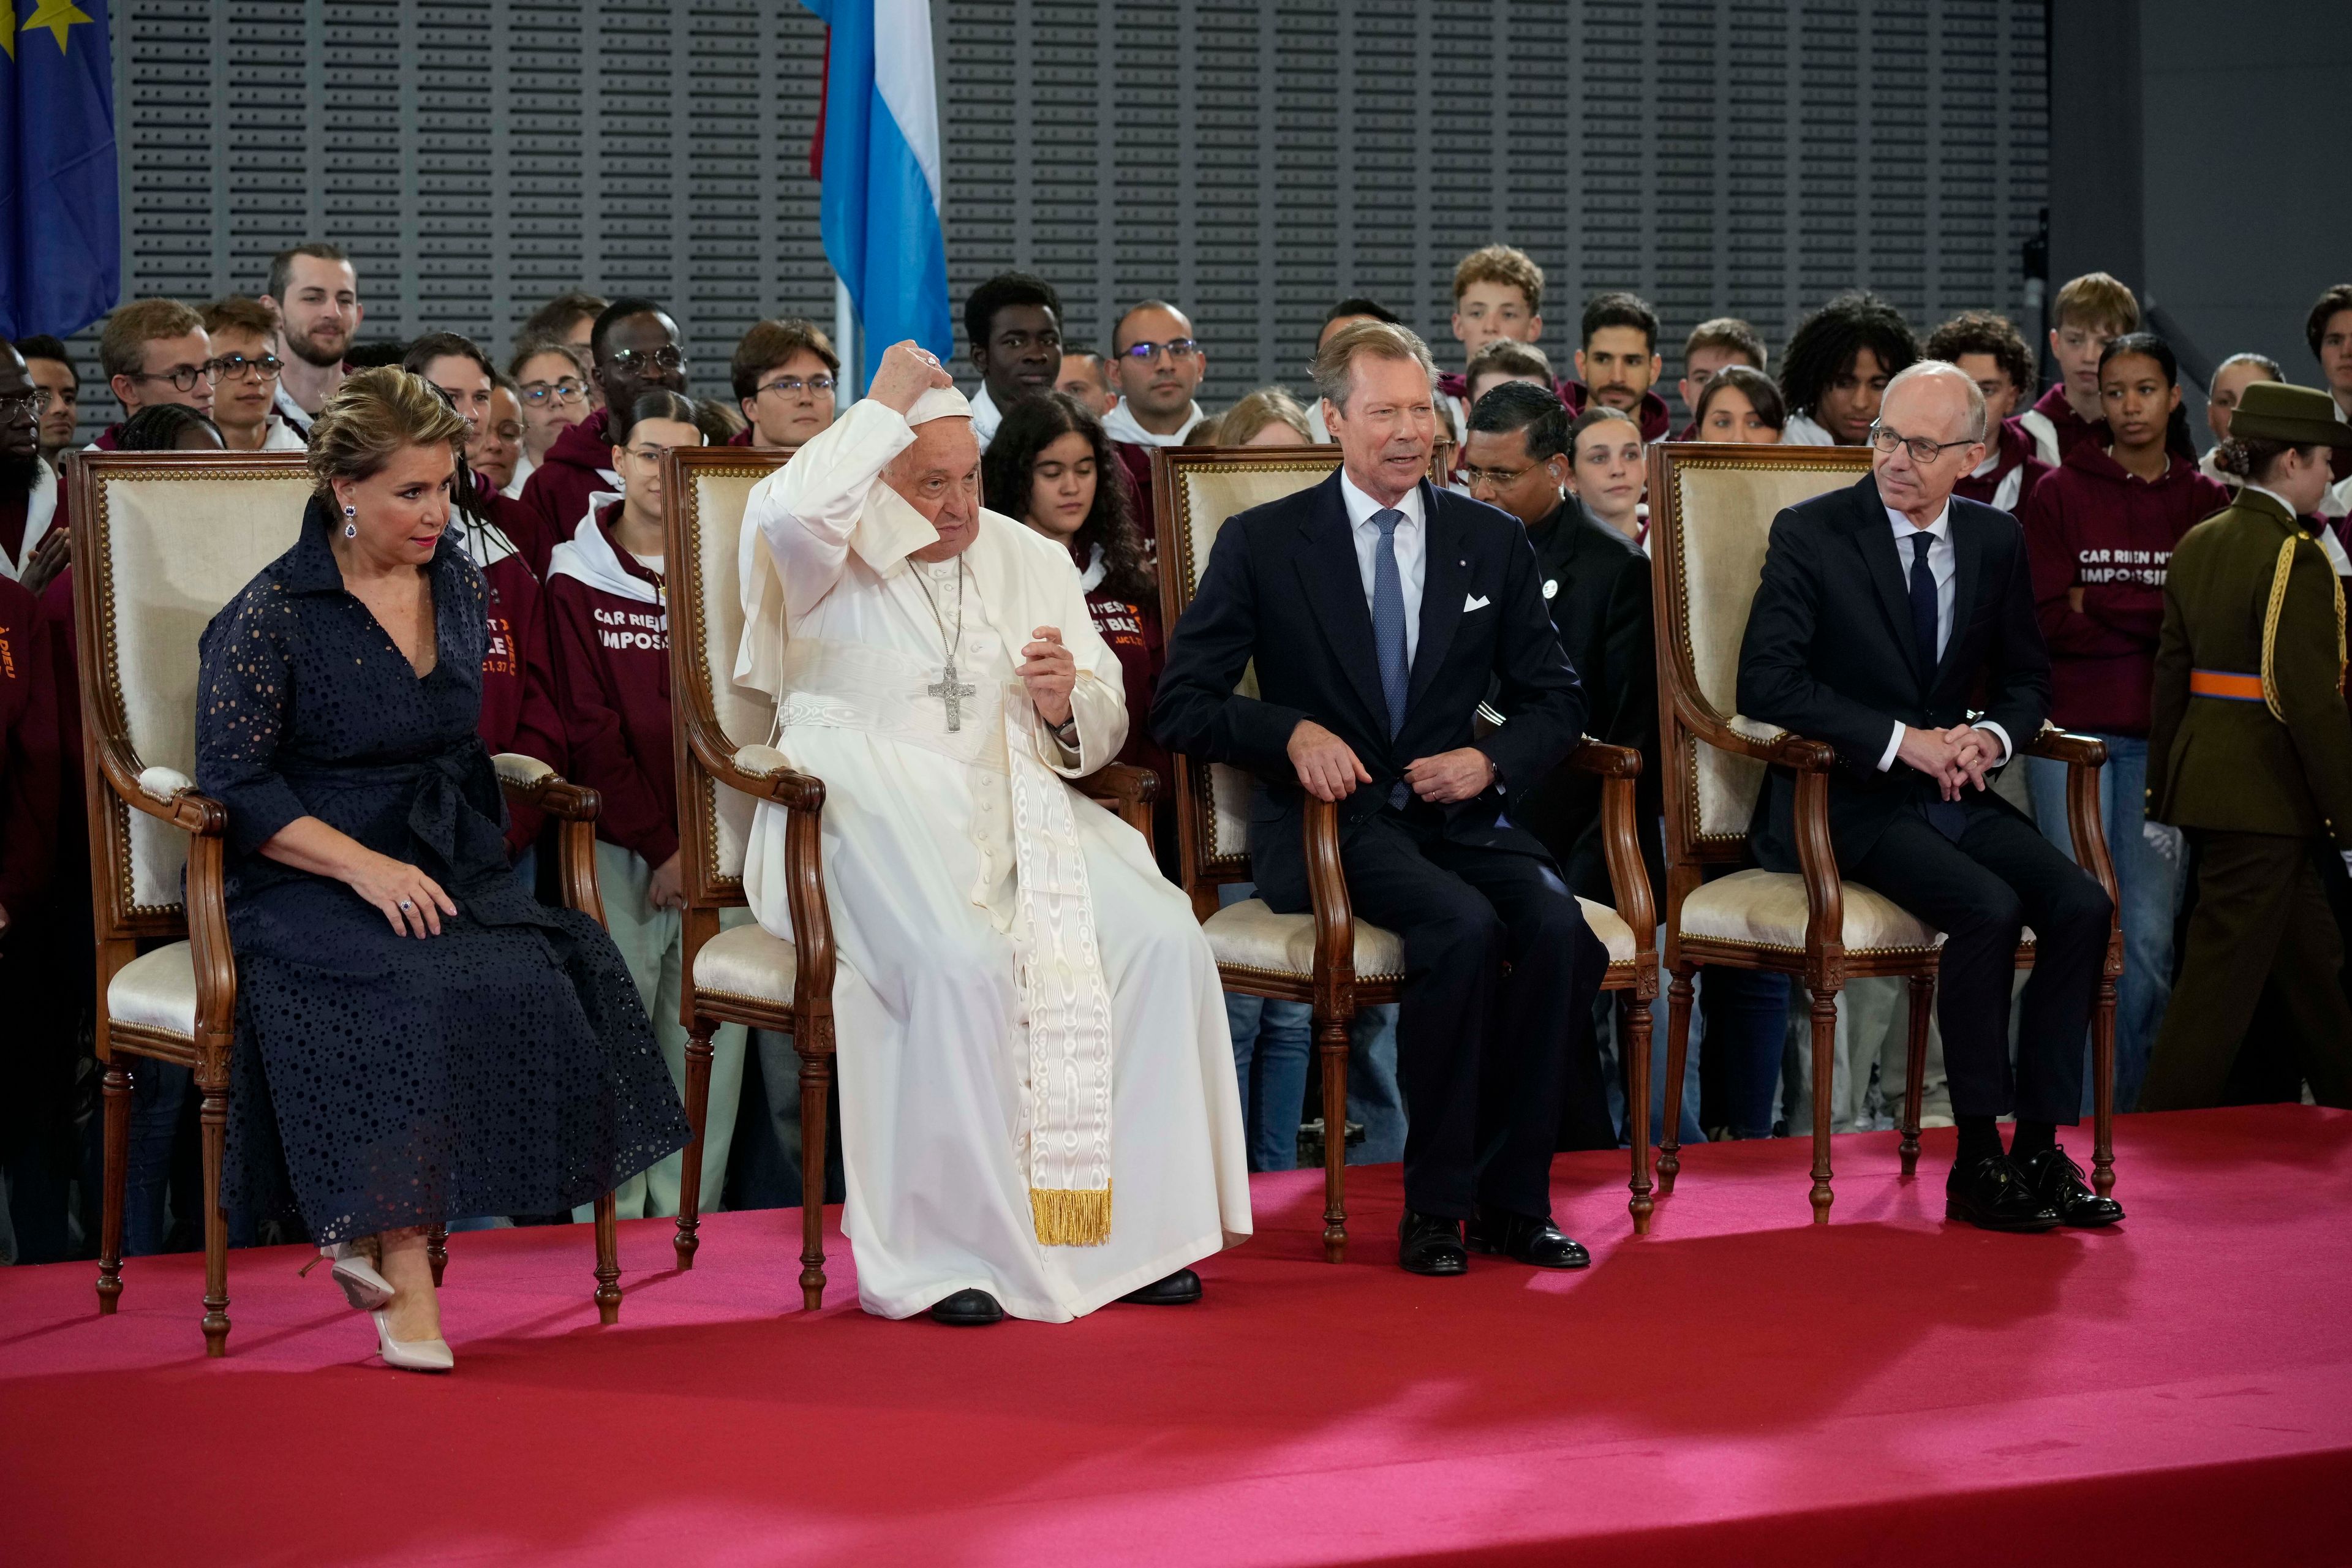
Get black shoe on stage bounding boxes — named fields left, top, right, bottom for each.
left=929, top=1288, right=1005, bottom=1325
left=2016, top=1144, right=2124, bottom=1227
left=1398, top=1208, right=1469, bottom=1276
left=1945, top=1155, right=2063, bottom=1232
left=1466, top=1205, right=1591, bottom=1270
left=1120, top=1268, right=1203, bottom=1305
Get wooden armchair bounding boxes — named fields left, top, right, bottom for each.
left=663, top=448, right=1159, bottom=1306
left=1153, top=447, right=1662, bottom=1254
left=70, top=452, right=625, bottom=1355
left=1646, top=443, right=2123, bottom=1223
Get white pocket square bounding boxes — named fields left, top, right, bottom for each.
left=1463, top=594, right=1491, bottom=612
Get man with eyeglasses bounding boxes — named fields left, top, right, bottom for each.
left=257, top=243, right=363, bottom=437
left=12, top=337, right=80, bottom=472
left=962, top=273, right=1063, bottom=450
left=1737, top=359, right=2118, bottom=1233
left=729, top=317, right=840, bottom=453
left=518, top=291, right=609, bottom=409
left=516, top=297, right=689, bottom=575
left=1102, top=301, right=1207, bottom=450
left=91, top=299, right=213, bottom=452
left=199, top=298, right=306, bottom=453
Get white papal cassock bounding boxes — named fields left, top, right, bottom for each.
left=734, top=395, right=1250, bottom=1322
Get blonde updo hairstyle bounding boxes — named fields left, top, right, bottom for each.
left=306, top=366, right=469, bottom=500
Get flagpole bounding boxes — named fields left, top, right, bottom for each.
left=835, top=276, right=860, bottom=400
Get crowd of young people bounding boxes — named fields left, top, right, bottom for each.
left=4, top=236, right=2349, bottom=1262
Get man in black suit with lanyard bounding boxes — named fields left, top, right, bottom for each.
left=1736, top=359, right=2119, bottom=1232
left=1155, top=321, right=1605, bottom=1276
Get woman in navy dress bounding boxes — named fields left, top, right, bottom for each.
left=196, top=368, right=688, bottom=1371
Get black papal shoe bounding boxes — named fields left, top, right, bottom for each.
left=2016, top=1144, right=2124, bottom=1227
left=1120, top=1269, right=1203, bottom=1305
left=1398, top=1208, right=1469, bottom=1276
left=1466, top=1205, right=1591, bottom=1270
left=1945, top=1155, right=2063, bottom=1232
left=929, top=1289, right=1005, bottom=1325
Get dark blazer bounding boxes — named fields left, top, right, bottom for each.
left=1509, top=500, right=1665, bottom=903
left=1153, top=472, right=1584, bottom=904
left=1736, top=472, right=2050, bottom=870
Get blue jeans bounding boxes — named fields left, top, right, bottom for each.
left=123, top=1059, right=192, bottom=1256
left=2027, top=737, right=2177, bottom=1112
left=1224, top=995, right=1404, bottom=1170
left=1604, top=993, right=1706, bottom=1149
left=1702, top=967, right=1792, bottom=1138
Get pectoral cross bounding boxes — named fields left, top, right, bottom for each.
left=929, top=659, right=976, bottom=732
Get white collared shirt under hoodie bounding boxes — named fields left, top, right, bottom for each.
left=547, top=493, right=660, bottom=607
left=1874, top=499, right=2012, bottom=772
left=968, top=383, right=1003, bottom=450
left=1338, top=468, right=1427, bottom=665
left=1099, top=398, right=1204, bottom=448
left=504, top=448, right=536, bottom=500
left=727, top=397, right=1248, bottom=1325
left=1, top=459, right=59, bottom=581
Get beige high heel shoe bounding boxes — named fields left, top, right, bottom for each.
left=372, top=1310, right=454, bottom=1373
left=297, top=1242, right=394, bottom=1310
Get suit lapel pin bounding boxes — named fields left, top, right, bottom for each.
left=1544, top=579, right=1557, bottom=599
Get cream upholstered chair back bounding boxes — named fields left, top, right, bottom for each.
left=74, top=453, right=315, bottom=933
left=664, top=450, right=787, bottom=895
left=1648, top=443, right=1873, bottom=858
left=1152, top=446, right=1344, bottom=886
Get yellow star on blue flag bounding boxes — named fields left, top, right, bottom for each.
left=1, top=0, right=121, bottom=335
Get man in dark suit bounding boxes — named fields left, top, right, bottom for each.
left=1461, top=380, right=1661, bottom=903
left=1155, top=322, right=1607, bottom=1276
left=1736, top=360, right=2118, bottom=1232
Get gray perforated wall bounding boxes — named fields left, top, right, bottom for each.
left=72, top=1, right=2047, bottom=418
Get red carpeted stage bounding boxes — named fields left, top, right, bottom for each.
left=5, top=1105, right=2350, bottom=1566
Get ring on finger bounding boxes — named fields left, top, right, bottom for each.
left=398, top=899, right=415, bottom=911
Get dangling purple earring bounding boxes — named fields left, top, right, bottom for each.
left=342, top=503, right=358, bottom=539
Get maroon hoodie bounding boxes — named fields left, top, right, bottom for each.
left=2023, top=383, right=2108, bottom=464
left=1561, top=380, right=1675, bottom=443
left=1112, top=442, right=1159, bottom=564
left=544, top=501, right=677, bottom=869
left=463, top=515, right=567, bottom=857
left=0, top=574, right=59, bottom=921
left=1952, top=416, right=2054, bottom=516
left=2021, top=443, right=2230, bottom=736
left=514, top=409, right=617, bottom=577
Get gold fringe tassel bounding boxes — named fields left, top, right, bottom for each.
left=1030, top=1183, right=1113, bottom=1247
left=2261, top=529, right=2351, bottom=719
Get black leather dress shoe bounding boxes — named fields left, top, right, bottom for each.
left=1945, top=1155, right=2063, bottom=1232
left=2016, top=1145, right=2124, bottom=1227
left=1119, top=1268, right=1203, bottom=1305
left=929, top=1288, right=1005, bottom=1325
left=1398, top=1208, right=1469, bottom=1276
left=1466, top=1205, right=1591, bottom=1270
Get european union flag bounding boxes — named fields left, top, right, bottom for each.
left=0, top=1, right=121, bottom=338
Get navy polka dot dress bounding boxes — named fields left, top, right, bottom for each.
left=196, top=499, right=689, bottom=1243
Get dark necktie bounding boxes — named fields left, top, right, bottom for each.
left=1909, top=527, right=1967, bottom=840
left=1907, top=528, right=1939, bottom=679
left=1370, top=507, right=1409, bottom=808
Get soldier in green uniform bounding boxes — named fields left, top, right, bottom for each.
left=2143, top=382, right=2352, bottom=1110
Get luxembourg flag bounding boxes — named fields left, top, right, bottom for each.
left=802, top=0, right=954, bottom=383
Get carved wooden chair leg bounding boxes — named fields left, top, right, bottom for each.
left=1808, top=989, right=1839, bottom=1223
left=593, top=1191, right=621, bottom=1324
left=1900, top=974, right=1934, bottom=1177
left=797, top=1038, right=832, bottom=1310
left=1317, top=1008, right=1350, bottom=1263
left=96, top=1058, right=130, bottom=1314
left=1624, top=992, right=1655, bottom=1234
left=1657, top=969, right=1696, bottom=1193
left=2091, top=974, right=2118, bottom=1200
left=198, top=1075, right=232, bottom=1357
left=426, top=1224, right=449, bottom=1287
left=674, top=1023, right=717, bottom=1270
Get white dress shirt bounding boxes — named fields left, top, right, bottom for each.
left=1875, top=500, right=2011, bottom=772
left=1339, top=469, right=1427, bottom=666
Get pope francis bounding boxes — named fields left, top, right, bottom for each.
left=734, top=341, right=1250, bottom=1324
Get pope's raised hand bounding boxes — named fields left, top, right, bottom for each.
left=869, top=341, right=955, bottom=415
left=1019, top=625, right=1077, bottom=728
